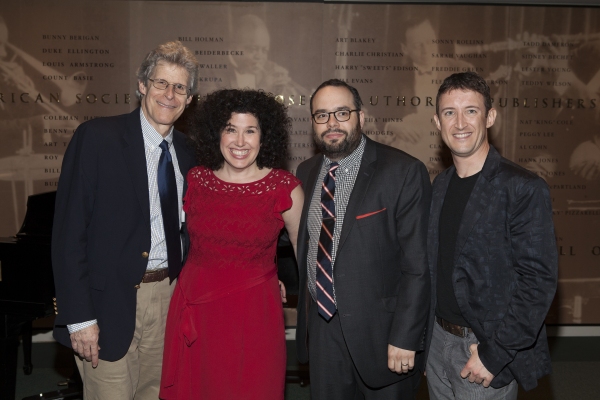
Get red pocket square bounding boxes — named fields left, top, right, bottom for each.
left=356, top=208, right=387, bottom=220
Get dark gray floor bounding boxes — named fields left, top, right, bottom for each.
left=14, top=336, right=600, bottom=399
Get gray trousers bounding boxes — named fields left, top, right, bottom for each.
left=426, top=321, right=518, bottom=400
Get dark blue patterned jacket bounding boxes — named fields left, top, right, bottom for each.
left=426, top=145, right=558, bottom=391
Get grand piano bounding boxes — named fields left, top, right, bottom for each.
left=0, top=191, right=56, bottom=400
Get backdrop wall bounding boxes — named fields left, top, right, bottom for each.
left=1, top=1, right=599, bottom=324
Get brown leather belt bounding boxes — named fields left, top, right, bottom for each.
left=436, top=316, right=473, bottom=338
left=142, top=268, right=169, bottom=283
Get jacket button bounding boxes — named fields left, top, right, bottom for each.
left=142, top=252, right=149, bottom=258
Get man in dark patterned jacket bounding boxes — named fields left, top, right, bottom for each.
left=425, top=71, right=558, bottom=399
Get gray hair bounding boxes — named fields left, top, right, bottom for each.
left=136, top=41, right=200, bottom=100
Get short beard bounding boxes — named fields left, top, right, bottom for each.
left=314, top=120, right=362, bottom=160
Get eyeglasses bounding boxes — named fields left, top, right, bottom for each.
left=312, top=109, right=359, bottom=124
left=147, top=78, right=190, bottom=96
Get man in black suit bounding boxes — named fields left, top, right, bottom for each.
left=295, top=79, right=431, bottom=399
left=425, top=72, right=558, bottom=399
left=52, top=41, right=199, bottom=399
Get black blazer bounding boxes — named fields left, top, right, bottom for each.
left=52, top=108, right=196, bottom=361
left=426, top=146, right=558, bottom=391
left=296, top=136, right=432, bottom=388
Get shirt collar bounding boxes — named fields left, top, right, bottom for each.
left=140, top=108, right=174, bottom=149
left=323, top=135, right=366, bottom=172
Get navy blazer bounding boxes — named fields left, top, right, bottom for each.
left=296, top=136, right=432, bottom=388
left=52, top=108, right=196, bottom=361
left=426, top=146, right=558, bottom=390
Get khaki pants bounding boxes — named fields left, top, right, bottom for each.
left=75, top=278, right=174, bottom=400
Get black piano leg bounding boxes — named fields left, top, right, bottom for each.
left=0, top=315, right=21, bottom=400
left=22, top=321, right=33, bottom=375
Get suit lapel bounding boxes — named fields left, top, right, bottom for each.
left=297, top=156, right=323, bottom=267
left=428, top=167, right=454, bottom=269
left=172, top=130, right=194, bottom=195
left=121, top=108, right=151, bottom=223
left=337, top=138, right=377, bottom=253
left=172, top=131, right=193, bottom=172
left=295, top=155, right=323, bottom=338
left=453, top=146, right=501, bottom=264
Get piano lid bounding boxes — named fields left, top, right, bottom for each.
left=16, top=191, right=56, bottom=239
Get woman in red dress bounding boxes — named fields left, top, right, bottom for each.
left=160, top=89, right=303, bottom=399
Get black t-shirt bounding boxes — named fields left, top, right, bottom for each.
left=436, top=170, right=481, bottom=327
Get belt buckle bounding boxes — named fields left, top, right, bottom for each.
left=438, top=317, right=469, bottom=338
left=142, top=268, right=168, bottom=283
left=450, top=322, right=467, bottom=338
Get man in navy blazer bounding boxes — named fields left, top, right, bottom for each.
left=295, top=79, right=431, bottom=399
left=425, top=72, right=558, bottom=399
left=52, top=42, right=199, bottom=399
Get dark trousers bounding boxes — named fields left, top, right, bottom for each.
left=307, top=300, right=421, bottom=400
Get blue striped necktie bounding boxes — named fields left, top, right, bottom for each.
left=158, top=140, right=181, bottom=282
left=316, top=162, right=339, bottom=320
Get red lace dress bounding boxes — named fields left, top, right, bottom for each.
left=160, top=166, right=301, bottom=400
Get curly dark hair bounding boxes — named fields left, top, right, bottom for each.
left=187, top=89, right=291, bottom=170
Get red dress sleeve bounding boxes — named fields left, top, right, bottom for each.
left=273, top=169, right=302, bottom=215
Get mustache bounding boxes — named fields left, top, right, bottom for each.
left=321, top=128, right=348, bottom=138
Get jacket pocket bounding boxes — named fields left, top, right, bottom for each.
left=356, top=208, right=387, bottom=226
left=356, top=207, right=387, bottom=220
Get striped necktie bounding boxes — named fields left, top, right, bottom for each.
left=316, top=162, right=339, bottom=320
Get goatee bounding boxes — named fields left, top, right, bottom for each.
left=315, top=120, right=362, bottom=160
